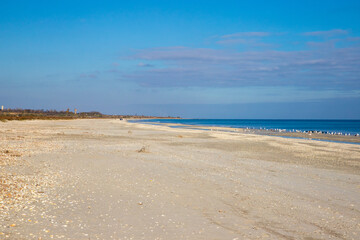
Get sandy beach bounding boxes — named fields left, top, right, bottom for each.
left=1, top=119, right=360, bottom=239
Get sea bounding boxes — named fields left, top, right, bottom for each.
left=130, top=119, right=360, bottom=136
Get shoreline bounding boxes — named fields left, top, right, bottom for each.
left=129, top=120, right=360, bottom=144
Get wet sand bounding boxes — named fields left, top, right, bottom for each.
left=1, top=119, right=360, bottom=239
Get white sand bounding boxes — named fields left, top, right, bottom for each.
left=1, top=119, right=359, bottom=239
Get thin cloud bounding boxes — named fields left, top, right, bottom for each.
left=216, top=32, right=274, bottom=47
left=137, top=62, right=154, bottom=67
left=217, top=38, right=249, bottom=45
left=79, top=73, right=98, bottom=79
left=124, top=42, right=360, bottom=89
left=303, top=29, right=348, bottom=37
left=306, top=39, right=339, bottom=48
left=132, top=47, right=235, bottom=61
left=347, top=37, right=360, bottom=42
left=221, top=32, right=270, bottom=38
left=217, top=38, right=275, bottom=48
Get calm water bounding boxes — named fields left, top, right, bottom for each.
left=131, top=119, right=360, bottom=135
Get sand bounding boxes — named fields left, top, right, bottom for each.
left=0, top=119, right=359, bottom=239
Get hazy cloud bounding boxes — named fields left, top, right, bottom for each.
left=221, top=32, right=271, bottom=38
left=216, top=32, right=272, bottom=46
left=112, top=30, right=360, bottom=92
left=137, top=62, right=154, bottom=67
left=79, top=73, right=98, bottom=79
left=347, top=37, right=360, bottom=42
left=303, top=29, right=348, bottom=37
left=124, top=38, right=360, bottom=89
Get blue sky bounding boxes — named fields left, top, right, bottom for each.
left=1, top=0, right=360, bottom=118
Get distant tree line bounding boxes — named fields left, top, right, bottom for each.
left=0, top=108, right=180, bottom=121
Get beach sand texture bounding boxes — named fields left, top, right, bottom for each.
left=1, top=119, right=360, bottom=239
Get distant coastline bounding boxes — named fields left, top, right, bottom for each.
left=0, top=108, right=180, bottom=121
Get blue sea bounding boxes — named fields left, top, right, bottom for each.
left=131, top=119, right=360, bottom=136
